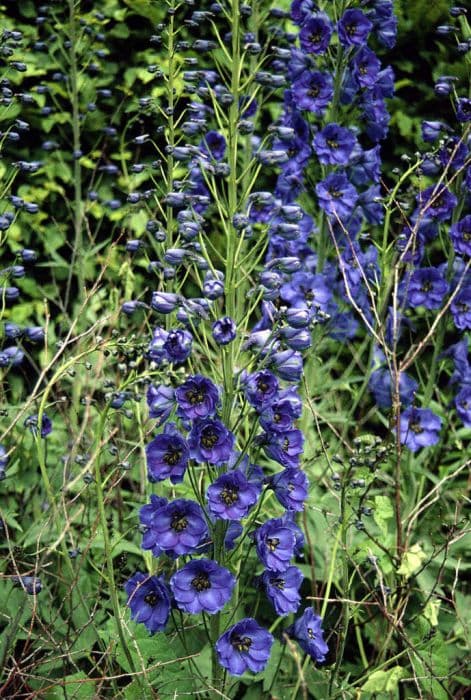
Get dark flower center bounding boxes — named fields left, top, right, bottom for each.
left=283, top=437, right=290, bottom=451
left=257, top=379, right=269, bottom=392
left=346, top=24, right=357, bottom=36
left=420, top=281, right=432, bottom=293
left=309, top=31, right=322, bottom=44
left=329, top=188, right=343, bottom=199
left=171, top=512, right=188, bottom=531
left=165, top=448, right=182, bottom=466
left=186, top=389, right=205, bottom=405
left=144, top=592, right=158, bottom=606
left=191, top=573, right=211, bottom=592
left=327, top=139, right=338, bottom=149
left=220, top=487, right=239, bottom=505
left=463, top=231, right=471, bottom=241
left=409, top=421, right=423, bottom=435
left=273, top=412, right=282, bottom=423
left=201, top=429, right=219, bottom=448
left=270, top=577, right=285, bottom=590
left=309, top=85, right=320, bottom=97
left=307, top=627, right=316, bottom=639
left=267, top=537, right=280, bottom=551
left=232, top=635, right=252, bottom=652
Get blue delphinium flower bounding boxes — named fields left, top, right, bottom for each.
left=254, top=517, right=297, bottom=571
left=271, top=468, right=309, bottom=511
left=402, top=268, right=448, bottom=310
left=292, top=70, right=333, bottom=115
left=337, top=8, right=373, bottom=47
left=454, top=387, right=471, bottom=428
left=175, top=374, right=220, bottom=420
left=417, top=185, right=457, bottom=221
left=215, top=618, right=273, bottom=676
left=289, top=608, right=329, bottom=662
left=170, top=559, right=235, bottom=614
left=141, top=498, right=208, bottom=557
left=299, top=13, right=332, bottom=55
left=451, top=286, right=471, bottom=331
left=207, top=470, right=260, bottom=520
left=212, top=317, right=237, bottom=345
left=124, top=572, right=170, bottom=634
left=369, top=368, right=418, bottom=409
left=146, top=423, right=189, bottom=484
left=244, top=369, right=279, bottom=409
left=12, top=575, right=42, bottom=595
left=313, top=123, right=357, bottom=166
left=163, top=328, right=193, bottom=364
left=450, top=216, right=471, bottom=257
left=353, top=46, right=381, bottom=88
left=398, top=407, right=442, bottom=452
left=264, top=429, right=304, bottom=468
left=189, top=418, right=235, bottom=466
left=259, top=391, right=302, bottom=433
left=147, top=384, right=175, bottom=422
left=316, top=172, right=358, bottom=220
left=0, top=346, right=24, bottom=367
left=262, top=565, right=303, bottom=616
left=24, top=413, right=52, bottom=438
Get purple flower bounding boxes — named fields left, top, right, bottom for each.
left=262, top=566, right=303, bottom=616
left=264, top=429, right=304, bottom=468
left=421, top=120, right=445, bottom=143
left=189, top=418, right=235, bottom=466
left=299, top=14, right=332, bottom=55
left=398, top=407, right=442, bottom=452
left=215, top=618, right=273, bottom=676
left=151, top=291, right=181, bottom=313
left=244, top=370, right=279, bottom=409
left=353, top=46, right=381, bottom=88
left=148, top=327, right=169, bottom=363
left=280, top=271, right=332, bottom=312
left=271, top=468, right=309, bottom=512
left=450, top=216, right=471, bottom=257
left=24, top=413, right=52, bottom=438
left=201, top=130, right=226, bottom=160
left=316, top=172, right=358, bottom=220
left=292, top=70, right=333, bottom=115
left=207, top=470, right=260, bottom=520
left=269, top=349, right=303, bottom=382
left=369, top=369, right=418, bottom=409
left=176, top=374, right=220, bottom=420
left=338, top=9, right=373, bottom=47
left=259, top=390, right=302, bottom=433
left=455, top=387, right=471, bottom=428
left=146, top=424, right=189, bottom=484
left=170, top=559, right=235, bottom=614
left=124, top=572, right=171, bottom=634
left=417, top=185, right=457, bottom=222
left=0, top=346, right=24, bottom=367
left=212, top=317, right=237, bottom=345
left=402, top=268, right=448, bottom=310
left=451, top=286, right=471, bottom=331
left=254, top=517, right=297, bottom=571
left=289, top=609, right=329, bottom=662
left=456, top=97, right=471, bottom=123
left=147, top=384, right=175, bottom=422
left=141, top=498, right=208, bottom=557
left=164, top=328, right=193, bottom=364
left=12, top=576, right=42, bottom=595
left=313, top=123, right=357, bottom=166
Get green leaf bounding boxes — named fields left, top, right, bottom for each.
left=397, top=543, right=426, bottom=577
left=361, top=666, right=406, bottom=693
left=373, top=495, right=394, bottom=538
left=424, top=599, right=441, bottom=627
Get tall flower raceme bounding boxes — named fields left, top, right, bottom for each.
left=121, top=0, right=330, bottom=689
